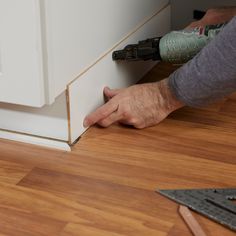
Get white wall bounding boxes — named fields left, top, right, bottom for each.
left=171, top=0, right=236, bottom=29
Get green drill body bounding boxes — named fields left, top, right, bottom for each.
left=112, top=23, right=226, bottom=64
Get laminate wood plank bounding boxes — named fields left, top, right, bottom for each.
left=0, top=160, right=31, bottom=185
left=228, top=93, right=236, bottom=100
left=220, top=99, right=236, bottom=117
left=60, top=222, right=168, bottom=236
left=0, top=62, right=235, bottom=235
left=78, top=123, right=236, bottom=162
left=18, top=168, right=177, bottom=225
left=0, top=138, right=65, bottom=166
left=0, top=207, right=65, bottom=236
left=61, top=223, right=126, bottom=236
left=170, top=108, right=236, bottom=131
left=0, top=180, right=170, bottom=236
left=167, top=218, right=193, bottom=236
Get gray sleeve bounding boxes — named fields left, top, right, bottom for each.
left=169, top=16, right=236, bottom=107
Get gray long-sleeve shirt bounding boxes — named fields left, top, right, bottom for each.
left=169, top=16, right=236, bottom=107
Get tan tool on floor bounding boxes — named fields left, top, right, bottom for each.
left=179, top=205, right=207, bottom=236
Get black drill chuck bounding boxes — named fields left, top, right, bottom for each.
left=112, top=37, right=162, bottom=61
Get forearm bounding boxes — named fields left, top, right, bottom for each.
left=222, top=6, right=236, bottom=16
left=188, top=7, right=236, bottom=28
left=169, top=16, right=236, bottom=107
left=156, top=79, right=184, bottom=113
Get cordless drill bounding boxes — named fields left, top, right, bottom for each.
left=112, top=23, right=226, bottom=64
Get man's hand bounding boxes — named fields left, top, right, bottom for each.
left=83, top=78, right=184, bottom=129
left=188, top=7, right=236, bottom=28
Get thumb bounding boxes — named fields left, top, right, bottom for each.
left=104, top=87, right=121, bottom=99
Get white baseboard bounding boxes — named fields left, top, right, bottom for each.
left=0, top=130, right=71, bottom=151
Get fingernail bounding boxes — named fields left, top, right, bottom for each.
left=83, top=119, right=89, bottom=128
left=104, top=87, right=112, bottom=97
left=104, top=87, right=108, bottom=94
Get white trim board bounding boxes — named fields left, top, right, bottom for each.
left=68, top=5, right=171, bottom=143
left=0, top=130, right=71, bottom=151
left=0, top=92, right=69, bottom=141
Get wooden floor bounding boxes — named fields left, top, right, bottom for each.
left=0, top=63, right=236, bottom=236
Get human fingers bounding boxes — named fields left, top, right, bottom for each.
left=98, top=101, right=143, bottom=128
left=119, top=119, right=145, bottom=129
left=104, top=87, right=122, bottom=99
left=97, top=108, right=122, bottom=127
left=186, top=20, right=203, bottom=28
left=83, top=100, right=119, bottom=128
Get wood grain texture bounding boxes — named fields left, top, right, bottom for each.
left=0, top=62, right=235, bottom=235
